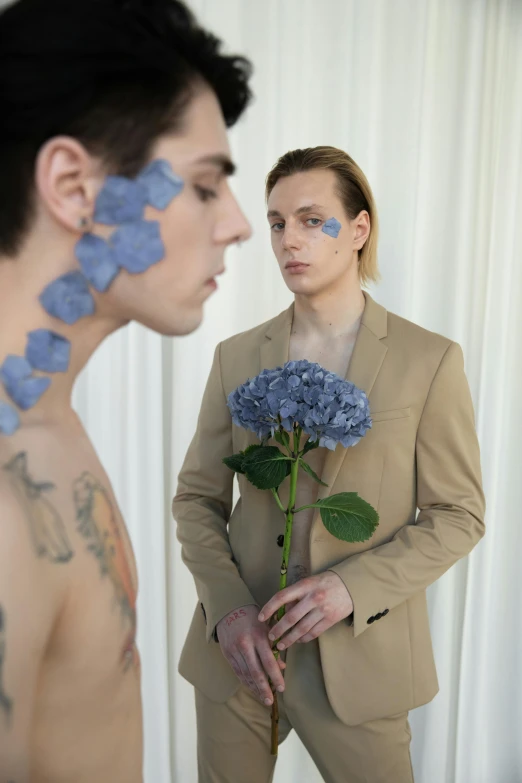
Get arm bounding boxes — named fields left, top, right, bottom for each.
left=328, top=341, right=486, bottom=637
left=0, top=492, right=61, bottom=782
left=172, top=343, right=257, bottom=643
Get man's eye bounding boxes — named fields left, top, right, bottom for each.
left=271, top=223, right=284, bottom=231
left=195, top=185, right=218, bottom=202
left=306, top=218, right=322, bottom=227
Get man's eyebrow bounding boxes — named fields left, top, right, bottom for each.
left=267, top=203, right=326, bottom=219
left=194, top=154, right=236, bottom=176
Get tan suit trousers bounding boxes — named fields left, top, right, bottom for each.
left=195, top=638, right=415, bottom=783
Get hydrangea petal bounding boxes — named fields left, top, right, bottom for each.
left=322, top=218, right=342, bottom=238
left=0, top=401, right=20, bottom=435
left=112, top=220, right=165, bottom=273
left=76, top=233, right=119, bottom=292
left=0, top=355, right=51, bottom=411
left=26, top=330, right=71, bottom=373
left=94, top=176, right=147, bottom=225
left=39, top=272, right=96, bottom=325
left=137, top=159, right=184, bottom=210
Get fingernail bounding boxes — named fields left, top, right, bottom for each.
left=268, top=634, right=274, bottom=641
left=259, top=614, right=264, bottom=621
left=278, top=643, right=285, bottom=650
left=277, top=685, right=285, bottom=693
left=264, top=698, right=272, bottom=706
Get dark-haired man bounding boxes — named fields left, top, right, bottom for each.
left=0, top=0, right=251, bottom=780
left=174, top=147, right=485, bottom=782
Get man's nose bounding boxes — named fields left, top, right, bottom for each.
left=218, top=188, right=252, bottom=247
left=282, top=221, right=301, bottom=250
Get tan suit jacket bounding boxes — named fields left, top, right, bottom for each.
left=173, top=293, right=485, bottom=726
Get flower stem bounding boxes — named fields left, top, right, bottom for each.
left=270, top=487, right=286, bottom=514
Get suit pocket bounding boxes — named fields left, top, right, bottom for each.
left=371, top=407, right=411, bottom=422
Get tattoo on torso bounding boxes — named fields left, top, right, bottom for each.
left=3, top=452, right=74, bottom=564
left=73, top=473, right=138, bottom=670
left=0, top=606, right=13, bottom=728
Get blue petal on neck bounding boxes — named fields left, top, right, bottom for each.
left=39, top=272, right=96, bottom=325
left=137, top=160, right=184, bottom=210
left=0, top=355, right=51, bottom=411
left=26, top=330, right=71, bottom=373
left=0, top=401, right=20, bottom=435
left=76, top=234, right=119, bottom=292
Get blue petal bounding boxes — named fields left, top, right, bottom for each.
left=94, top=176, right=147, bottom=225
left=137, top=159, right=184, bottom=210
left=39, top=272, right=96, bottom=325
left=0, top=402, right=20, bottom=435
left=112, top=220, right=165, bottom=273
left=322, top=218, right=342, bottom=238
left=76, top=233, right=119, bottom=292
left=26, top=330, right=71, bottom=373
left=0, top=355, right=51, bottom=411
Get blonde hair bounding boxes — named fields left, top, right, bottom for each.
left=265, top=146, right=380, bottom=285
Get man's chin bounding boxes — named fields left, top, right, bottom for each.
left=134, top=306, right=203, bottom=338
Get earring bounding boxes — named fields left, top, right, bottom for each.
left=78, top=216, right=90, bottom=231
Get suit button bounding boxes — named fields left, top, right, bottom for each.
left=367, top=616, right=375, bottom=624
left=382, top=609, right=389, bottom=616
left=277, top=535, right=284, bottom=547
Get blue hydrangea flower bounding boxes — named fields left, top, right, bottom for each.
left=227, top=360, right=372, bottom=450
left=39, top=272, right=96, bottom=325
left=322, top=218, right=342, bottom=238
left=94, top=176, right=147, bottom=225
left=26, top=330, right=71, bottom=373
left=76, top=233, right=119, bottom=292
left=137, top=159, right=184, bottom=210
left=0, top=355, right=51, bottom=411
left=0, top=401, right=20, bottom=436
left=112, top=220, right=165, bottom=273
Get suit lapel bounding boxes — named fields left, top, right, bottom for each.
left=259, top=303, right=294, bottom=374
left=313, top=293, right=389, bottom=516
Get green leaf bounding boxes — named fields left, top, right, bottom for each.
left=222, top=453, right=246, bottom=474
left=302, top=438, right=320, bottom=456
left=315, top=492, right=379, bottom=543
left=242, top=446, right=291, bottom=490
left=274, top=429, right=291, bottom=450
left=299, top=459, right=328, bottom=487
left=222, top=444, right=263, bottom=475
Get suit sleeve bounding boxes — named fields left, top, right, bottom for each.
left=328, top=341, right=486, bottom=638
left=172, top=342, right=257, bottom=643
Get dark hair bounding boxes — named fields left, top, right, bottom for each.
left=0, top=0, right=253, bottom=256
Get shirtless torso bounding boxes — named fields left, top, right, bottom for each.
left=286, top=314, right=362, bottom=586
left=0, top=413, right=141, bottom=783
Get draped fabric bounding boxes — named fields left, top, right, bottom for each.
left=69, top=1, right=522, bottom=780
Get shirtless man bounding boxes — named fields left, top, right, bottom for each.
left=174, top=146, right=484, bottom=782
left=0, top=0, right=251, bottom=780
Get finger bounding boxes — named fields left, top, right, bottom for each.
left=278, top=658, right=286, bottom=671
left=241, top=647, right=273, bottom=705
left=258, top=583, right=308, bottom=622
left=297, top=618, right=332, bottom=644
left=268, top=597, right=315, bottom=643
left=275, top=609, right=323, bottom=650
left=257, top=642, right=285, bottom=694
left=236, top=649, right=261, bottom=699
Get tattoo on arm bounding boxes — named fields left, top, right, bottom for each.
left=225, top=608, right=247, bottom=627
left=3, top=453, right=73, bottom=564
left=0, top=607, right=13, bottom=728
left=73, top=473, right=136, bottom=625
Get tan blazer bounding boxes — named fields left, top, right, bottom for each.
left=173, top=293, right=485, bottom=725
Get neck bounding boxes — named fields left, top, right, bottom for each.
left=292, top=272, right=366, bottom=342
left=0, top=235, right=124, bottom=429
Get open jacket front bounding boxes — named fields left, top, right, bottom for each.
left=173, top=293, right=485, bottom=725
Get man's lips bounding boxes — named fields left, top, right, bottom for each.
left=285, top=260, right=309, bottom=270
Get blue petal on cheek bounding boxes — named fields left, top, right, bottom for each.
left=137, top=159, right=184, bottom=210
left=76, top=233, right=119, bottom=292
left=26, top=330, right=71, bottom=373
left=0, top=401, right=20, bottom=436
left=112, top=220, right=165, bottom=273
left=0, top=355, right=51, bottom=411
left=39, top=272, right=96, bottom=325
left=94, top=176, right=147, bottom=225
left=322, top=218, right=342, bottom=238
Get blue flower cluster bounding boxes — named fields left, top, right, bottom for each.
left=227, top=359, right=372, bottom=450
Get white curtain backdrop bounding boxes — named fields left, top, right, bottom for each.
left=71, top=1, right=522, bottom=781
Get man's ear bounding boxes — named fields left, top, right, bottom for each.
left=352, top=210, right=371, bottom=251
left=35, top=136, right=102, bottom=233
